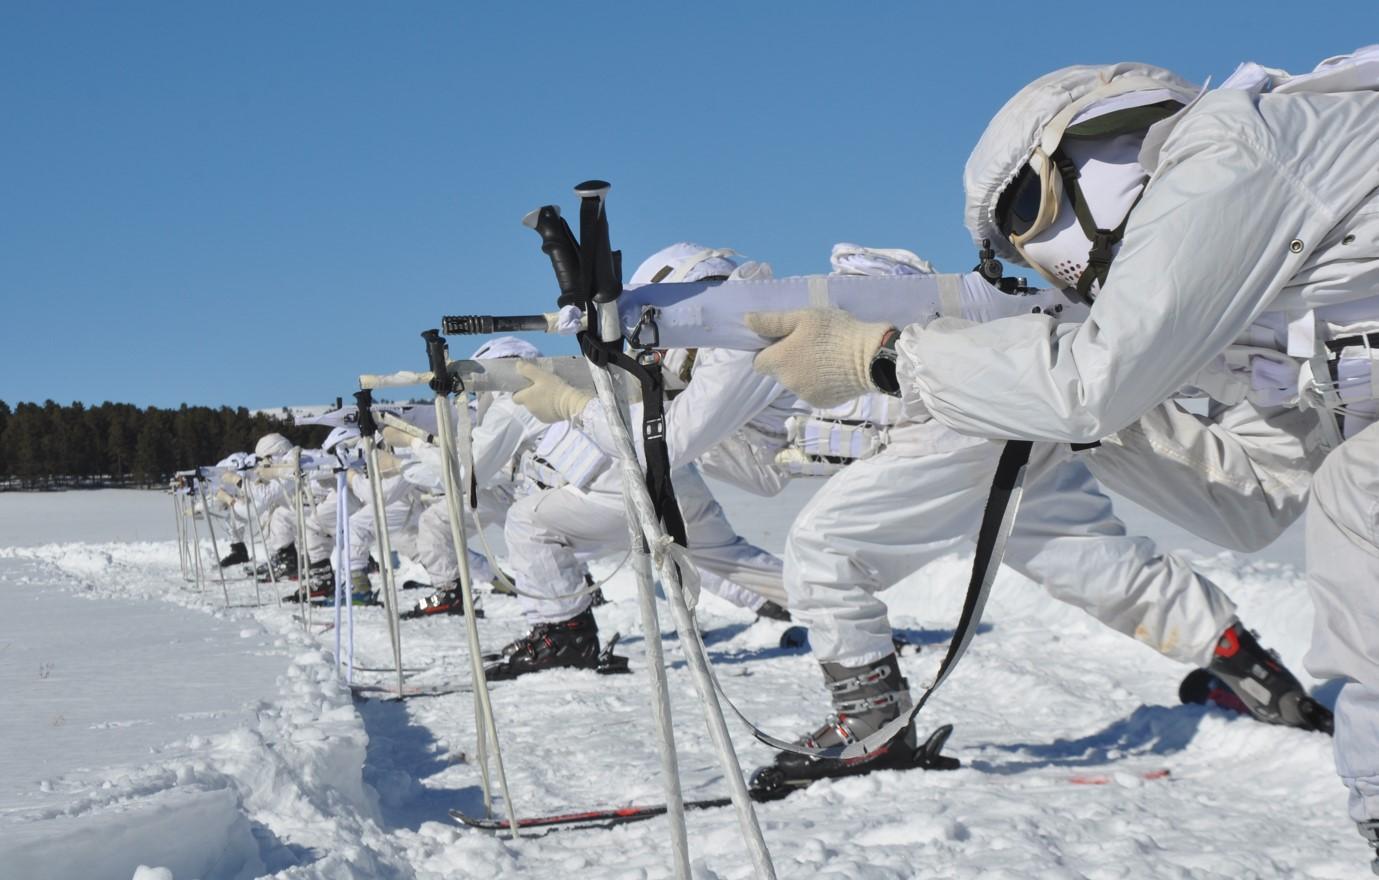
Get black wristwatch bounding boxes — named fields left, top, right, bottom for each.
left=868, top=328, right=902, bottom=396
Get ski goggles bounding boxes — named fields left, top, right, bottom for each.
left=992, top=82, right=1186, bottom=247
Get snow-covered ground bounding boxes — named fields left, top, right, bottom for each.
left=0, top=485, right=1363, bottom=879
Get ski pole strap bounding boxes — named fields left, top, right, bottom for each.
left=579, top=331, right=689, bottom=548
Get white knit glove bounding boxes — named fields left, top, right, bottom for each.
left=380, top=425, right=421, bottom=449
left=514, top=360, right=595, bottom=424
left=745, top=308, right=893, bottom=408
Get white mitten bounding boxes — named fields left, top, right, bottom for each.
left=514, top=360, right=595, bottom=424
left=745, top=308, right=892, bottom=408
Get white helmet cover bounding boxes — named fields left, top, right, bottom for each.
left=470, top=335, right=542, bottom=360
left=254, top=432, right=293, bottom=459
left=964, top=63, right=1200, bottom=266
left=630, top=242, right=742, bottom=285
left=323, top=425, right=360, bottom=453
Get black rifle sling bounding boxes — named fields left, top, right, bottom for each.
left=911, top=438, right=1032, bottom=716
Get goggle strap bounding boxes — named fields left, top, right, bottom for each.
left=1072, top=178, right=1149, bottom=302
left=1062, top=101, right=1183, bottom=140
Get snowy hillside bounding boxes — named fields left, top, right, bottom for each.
left=0, top=486, right=1364, bottom=879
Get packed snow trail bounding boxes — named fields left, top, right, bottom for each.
left=0, top=488, right=1367, bottom=877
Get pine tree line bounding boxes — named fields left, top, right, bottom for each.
left=0, top=401, right=328, bottom=490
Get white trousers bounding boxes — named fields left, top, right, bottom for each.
left=785, top=429, right=1238, bottom=667
left=1303, top=419, right=1379, bottom=823
left=504, top=465, right=786, bottom=624
left=264, top=505, right=297, bottom=554
left=296, top=489, right=340, bottom=565
left=413, top=487, right=514, bottom=587
left=346, top=495, right=418, bottom=573
left=700, top=570, right=768, bottom=612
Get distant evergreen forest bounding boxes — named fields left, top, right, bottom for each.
left=0, top=401, right=329, bottom=490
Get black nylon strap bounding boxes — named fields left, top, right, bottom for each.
left=908, top=438, right=1032, bottom=717
left=578, top=331, right=689, bottom=548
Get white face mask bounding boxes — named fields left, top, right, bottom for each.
left=1015, top=132, right=1149, bottom=297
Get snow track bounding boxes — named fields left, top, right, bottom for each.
left=0, top=488, right=1366, bottom=878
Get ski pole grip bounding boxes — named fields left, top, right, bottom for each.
left=353, top=389, right=377, bottom=436
left=575, top=180, right=620, bottom=306
left=523, top=204, right=582, bottom=307
left=421, top=329, right=454, bottom=395
left=440, top=314, right=550, bottom=336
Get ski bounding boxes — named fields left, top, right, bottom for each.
left=1067, top=768, right=1171, bottom=786
left=450, top=796, right=732, bottom=832
left=350, top=664, right=430, bottom=674
left=748, top=723, right=960, bottom=802
left=350, top=681, right=472, bottom=700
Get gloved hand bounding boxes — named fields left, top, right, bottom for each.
left=223, top=472, right=243, bottom=488
left=214, top=488, right=235, bottom=507
left=514, top=360, right=595, bottom=424
left=380, top=425, right=420, bottom=449
left=745, top=308, right=894, bottom=408
left=373, top=447, right=402, bottom=477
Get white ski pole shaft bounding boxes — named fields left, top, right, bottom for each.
left=242, top=491, right=263, bottom=607
left=294, top=450, right=313, bottom=630
left=197, top=480, right=232, bottom=607
left=334, top=473, right=346, bottom=670
left=188, top=489, right=207, bottom=593
left=436, top=392, right=522, bottom=837
left=342, top=483, right=354, bottom=683
left=623, top=491, right=691, bottom=879
left=434, top=397, right=492, bottom=814
left=364, top=438, right=406, bottom=698
left=173, top=490, right=190, bottom=579
left=590, top=302, right=776, bottom=878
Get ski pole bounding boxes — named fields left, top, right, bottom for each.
left=356, top=390, right=406, bottom=699
left=241, top=484, right=264, bottom=607
left=293, top=448, right=313, bottom=630
left=527, top=186, right=694, bottom=879
left=426, top=329, right=521, bottom=838
left=196, top=474, right=232, bottom=607
left=556, top=181, right=776, bottom=878
left=187, top=477, right=207, bottom=594
left=334, top=470, right=347, bottom=672
left=172, top=483, right=190, bottom=580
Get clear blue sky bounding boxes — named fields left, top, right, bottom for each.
left=2, top=2, right=1373, bottom=409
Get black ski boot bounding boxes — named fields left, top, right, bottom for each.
left=1181, top=622, right=1333, bottom=734
left=284, top=559, right=334, bottom=602
left=401, top=581, right=484, bottom=620
left=255, top=546, right=298, bottom=582
left=315, top=570, right=380, bottom=607
left=483, top=608, right=601, bottom=680
left=748, top=654, right=958, bottom=801
left=755, top=600, right=791, bottom=622
left=219, top=541, right=249, bottom=568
